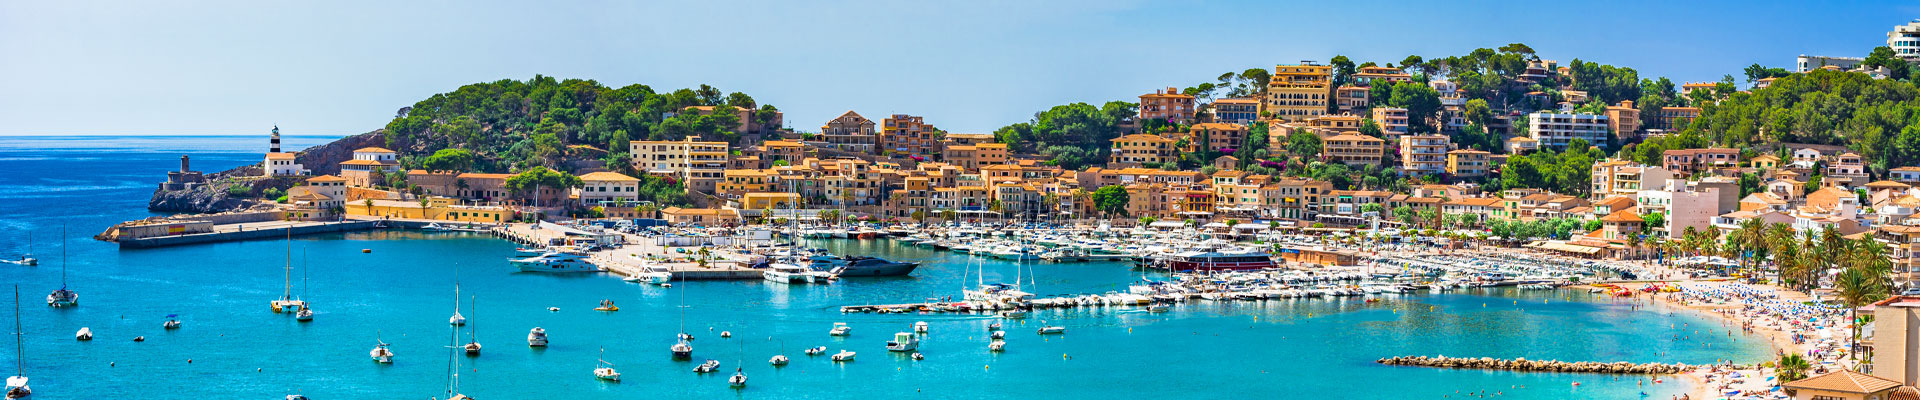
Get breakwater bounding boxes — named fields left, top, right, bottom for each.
left=1376, top=355, right=1700, bottom=374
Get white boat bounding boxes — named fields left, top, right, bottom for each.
left=671, top=341, right=692, bottom=359
left=728, top=369, right=747, bottom=388
left=913, top=321, right=929, bottom=333
left=294, top=306, right=313, bottom=322
left=8, top=288, right=29, bottom=400
left=885, top=332, right=918, bottom=352
left=769, top=355, right=789, bottom=366
left=369, top=340, right=393, bottom=363
left=594, top=349, right=620, bottom=382
left=624, top=263, right=672, bottom=284
left=694, top=360, right=720, bottom=373
left=73, top=327, right=90, bottom=341
left=45, top=228, right=76, bottom=308
left=804, top=346, right=826, bottom=356
left=998, top=310, right=1028, bottom=319
left=988, top=340, right=1005, bottom=352
left=762, top=263, right=817, bottom=284
left=990, top=331, right=1006, bottom=340
left=1036, top=325, right=1065, bottom=335
left=163, top=315, right=181, bottom=329
left=271, top=230, right=302, bottom=313
left=831, top=350, right=856, bottom=361
left=449, top=311, right=466, bottom=326
left=510, top=251, right=599, bottom=273
left=526, top=327, right=548, bottom=347
left=828, top=322, right=851, bottom=336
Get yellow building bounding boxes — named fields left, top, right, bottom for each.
left=718, top=169, right=775, bottom=197
left=631, top=138, right=729, bottom=193
left=1264, top=64, right=1332, bottom=121
left=1446, top=149, right=1492, bottom=178
left=741, top=192, right=801, bottom=210
left=881, top=114, right=941, bottom=156
left=1322, top=134, right=1385, bottom=166
left=344, top=197, right=512, bottom=223
left=1109, top=134, right=1178, bottom=166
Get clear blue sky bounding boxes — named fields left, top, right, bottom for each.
left=2, top=0, right=1916, bottom=136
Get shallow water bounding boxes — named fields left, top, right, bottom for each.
left=0, top=136, right=1774, bottom=399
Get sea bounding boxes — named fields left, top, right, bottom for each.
left=0, top=135, right=1774, bottom=399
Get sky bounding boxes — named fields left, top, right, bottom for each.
left=3, top=0, right=1918, bottom=137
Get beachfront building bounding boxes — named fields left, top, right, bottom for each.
left=576, top=171, right=639, bottom=206
left=339, top=147, right=400, bottom=187
left=345, top=197, right=513, bottom=223
left=1139, top=87, right=1196, bottom=125
left=1781, top=369, right=1902, bottom=400
left=1446, top=149, right=1490, bottom=178
left=1527, top=111, right=1610, bottom=150
left=1109, top=134, right=1178, bottom=166
left=819, top=110, right=878, bottom=153
left=1210, top=98, right=1260, bottom=125
left=631, top=138, right=729, bottom=194
left=1265, top=64, right=1332, bottom=122
left=1399, top=135, right=1448, bottom=175
left=1322, top=134, right=1385, bottom=167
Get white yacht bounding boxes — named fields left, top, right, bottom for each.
left=768, top=355, right=789, bottom=366
left=804, top=346, right=827, bottom=356
left=885, top=332, right=918, bottom=352
left=830, top=350, right=856, bottom=361
left=510, top=251, right=599, bottom=273
left=693, top=360, right=720, bottom=373
left=670, top=340, right=692, bottom=360
left=913, top=321, right=929, bottom=333
left=526, top=327, right=548, bottom=347
left=828, top=322, right=851, bottom=336
left=1036, top=325, right=1065, bottom=335
left=762, top=263, right=814, bottom=284
left=163, top=315, right=181, bottom=329
left=988, top=340, right=1005, bottom=352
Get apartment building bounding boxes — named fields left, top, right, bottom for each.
left=881, top=114, right=941, bottom=156
left=1335, top=86, right=1370, bottom=114
left=1590, top=160, right=1674, bottom=200
left=1647, top=107, right=1700, bottom=131
left=1190, top=123, right=1250, bottom=153
left=1604, top=100, right=1641, bottom=137
left=1527, top=111, right=1611, bottom=150
left=631, top=138, right=729, bottom=194
left=1372, top=107, right=1410, bottom=136
left=1210, top=98, right=1260, bottom=125
left=1352, top=66, right=1412, bottom=86
left=942, top=143, right=1009, bottom=170
left=1446, top=149, right=1491, bottom=178
left=1109, top=134, right=1179, bottom=166
left=1264, top=64, right=1332, bottom=121
left=1322, top=134, right=1385, bottom=166
left=820, top=110, right=878, bottom=153
left=339, top=147, right=400, bottom=187
left=1894, top=19, right=1920, bottom=62
left=1662, top=148, right=1739, bottom=174
left=1399, top=135, right=1448, bottom=175
left=577, top=171, right=640, bottom=206
left=1139, top=87, right=1197, bottom=125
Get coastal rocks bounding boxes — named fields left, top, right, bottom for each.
left=146, top=131, right=384, bottom=213
left=1376, top=355, right=1698, bottom=375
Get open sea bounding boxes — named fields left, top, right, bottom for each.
left=0, top=135, right=1775, bottom=399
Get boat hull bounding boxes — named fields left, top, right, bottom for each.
left=830, top=262, right=918, bottom=277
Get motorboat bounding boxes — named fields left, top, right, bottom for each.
left=814, top=256, right=918, bottom=277
left=762, top=262, right=818, bottom=284
left=829, top=322, right=851, bottom=336
left=769, top=355, right=789, bottom=366
left=694, top=360, right=720, bottom=373
left=163, top=316, right=181, bottom=329
left=965, top=283, right=1035, bottom=304
left=1146, top=304, right=1170, bottom=313
left=728, top=369, right=748, bottom=388
left=911, top=352, right=924, bottom=360
left=990, top=331, right=1006, bottom=340
left=510, top=251, right=599, bottom=273
left=623, top=263, right=673, bottom=284
left=1036, top=325, right=1065, bottom=335
left=886, top=332, right=918, bottom=352
left=913, top=321, right=929, bottom=333
left=987, top=322, right=1001, bottom=331
left=804, top=346, right=827, bottom=356
left=285, top=395, right=307, bottom=400
left=594, top=299, right=619, bottom=312
left=369, top=341, right=394, bottom=363
left=73, top=327, right=91, bottom=341
left=527, top=327, right=549, bottom=347
left=998, top=310, right=1029, bottom=319
left=988, top=340, right=1005, bottom=352
left=831, top=350, right=856, bottom=361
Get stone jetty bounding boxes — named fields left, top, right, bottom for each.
left=1376, top=355, right=1699, bottom=374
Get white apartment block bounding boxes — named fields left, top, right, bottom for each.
left=1528, top=111, right=1610, bottom=150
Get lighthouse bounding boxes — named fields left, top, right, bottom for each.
left=270, top=125, right=281, bottom=153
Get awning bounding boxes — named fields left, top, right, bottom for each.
left=1202, top=222, right=1228, bottom=228
left=1232, top=223, right=1270, bottom=230
left=1538, top=241, right=1603, bottom=254
left=1148, top=221, right=1185, bottom=228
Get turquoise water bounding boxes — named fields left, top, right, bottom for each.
left=0, top=136, right=1774, bottom=399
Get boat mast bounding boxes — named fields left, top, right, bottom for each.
left=283, top=229, right=292, bottom=302
left=13, top=285, right=22, bottom=378
left=60, top=225, right=67, bottom=288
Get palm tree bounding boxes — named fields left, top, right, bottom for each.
left=1835, top=266, right=1884, bottom=361
left=1775, top=353, right=1811, bottom=382
left=637, top=203, right=659, bottom=219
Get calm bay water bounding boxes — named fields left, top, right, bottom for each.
left=0, top=135, right=1772, bottom=399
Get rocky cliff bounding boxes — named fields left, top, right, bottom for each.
left=147, top=131, right=386, bottom=213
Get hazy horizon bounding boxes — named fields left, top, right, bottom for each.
left=5, top=0, right=1917, bottom=137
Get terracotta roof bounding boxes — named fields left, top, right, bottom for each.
left=1326, top=134, right=1384, bottom=142
left=1869, top=180, right=1913, bottom=189
left=265, top=152, right=296, bottom=159
left=579, top=171, right=639, bottom=182
left=353, top=147, right=396, bottom=153
left=1783, top=370, right=1901, bottom=394
left=1741, top=192, right=1786, bottom=204
left=1111, top=134, right=1175, bottom=143
left=306, top=175, right=346, bottom=182
left=457, top=173, right=513, bottom=180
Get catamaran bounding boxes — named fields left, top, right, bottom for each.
left=44, top=228, right=75, bottom=308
